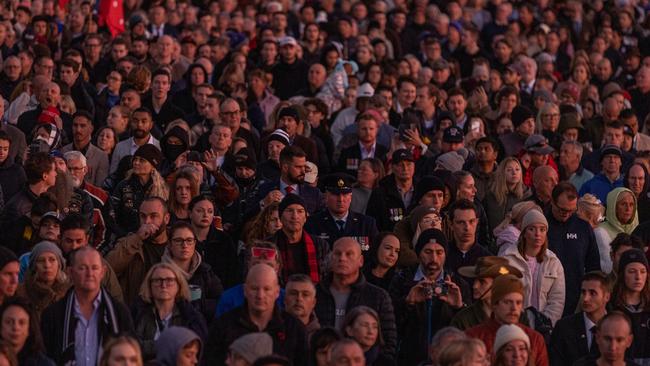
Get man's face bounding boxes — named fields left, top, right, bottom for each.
left=357, top=119, right=377, bottom=144
left=268, top=141, right=285, bottom=161
left=604, top=127, right=624, bottom=146
left=475, top=142, right=497, bottom=164
left=279, top=116, right=299, bottom=137
left=581, top=279, right=610, bottom=314
left=280, top=204, right=306, bottom=233
left=419, top=243, right=445, bottom=278
left=193, top=86, right=212, bottom=108
left=38, top=217, right=60, bottom=242
left=597, top=318, right=633, bottom=363
left=283, top=156, right=306, bottom=184
left=284, top=281, right=316, bottom=321
left=112, top=44, right=128, bottom=61
left=472, top=276, right=493, bottom=301
left=331, top=240, right=363, bottom=277
left=451, top=209, right=478, bottom=246
left=61, top=228, right=89, bottom=254
left=551, top=193, right=577, bottom=222
left=130, top=112, right=153, bottom=138
left=131, top=40, right=149, bottom=59
left=0, top=262, right=19, bottom=298
left=3, top=58, right=21, bottom=80
left=493, top=292, right=524, bottom=324
left=415, top=86, right=434, bottom=111
left=72, top=116, right=93, bottom=143
left=209, top=126, right=232, bottom=151
left=308, top=65, right=326, bottom=88
left=220, top=101, right=241, bottom=131
left=0, top=140, right=9, bottom=164
left=280, top=44, right=297, bottom=62
left=326, top=192, right=352, bottom=216
left=152, top=75, right=171, bottom=99
left=138, top=200, right=169, bottom=234
left=204, top=98, right=220, bottom=120
left=244, top=269, right=280, bottom=314
left=329, top=344, right=366, bottom=366
left=35, top=58, right=55, bottom=79
left=392, top=161, right=415, bottom=182
left=121, top=91, right=141, bottom=110
left=69, top=250, right=105, bottom=293
left=447, top=95, right=466, bottom=118
left=43, top=162, right=57, bottom=187
left=41, top=83, right=61, bottom=107
left=398, top=81, right=416, bottom=106
left=534, top=171, right=558, bottom=197
left=602, top=154, right=622, bottom=176
left=559, top=144, right=579, bottom=168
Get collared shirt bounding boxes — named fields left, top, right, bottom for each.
left=398, top=186, right=414, bottom=209
left=359, top=142, right=376, bottom=159
left=74, top=292, right=102, bottom=366
left=129, top=135, right=157, bottom=155
left=414, top=266, right=444, bottom=282
left=280, top=180, right=298, bottom=195
left=583, top=312, right=597, bottom=350
left=330, top=211, right=350, bottom=230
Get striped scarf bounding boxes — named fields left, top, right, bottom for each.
left=277, top=231, right=320, bottom=284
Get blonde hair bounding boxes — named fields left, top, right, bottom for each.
left=99, top=336, right=143, bottom=366
left=577, top=193, right=605, bottom=226
left=489, top=157, right=526, bottom=206
left=126, top=169, right=170, bottom=201
left=139, top=263, right=191, bottom=303
left=494, top=201, right=542, bottom=234
left=438, top=338, right=487, bottom=366
left=59, top=95, right=77, bottom=115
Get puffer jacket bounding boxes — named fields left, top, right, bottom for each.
left=501, top=244, right=566, bottom=325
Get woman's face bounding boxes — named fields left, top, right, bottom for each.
left=190, top=200, right=214, bottom=228
left=376, top=235, right=399, bottom=269
left=266, top=209, right=282, bottom=234
left=1, top=306, right=29, bottom=352
left=541, top=108, right=560, bottom=131
left=524, top=223, right=547, bottom=248
left=419, top=213, right=442, bottom=231
left=97, top=128, right=116, bottom=153
left=35, top=252, right=58, bottom=284
left=315, top=345, right=332, bottom=366
left=170, top=228, right=196, bottom=262
left=176, top=342, right=199, bottom=366
left=468, top=345, right=490, bottom=365
left=505, top=161, right=522, bottom=185
left=624, top=262, right=647, bottom=293
left=175, top=178, right=193, bottom=206
left=150, top=268, right=179, bottom=302
left=573, top=64, right=588, bottom=83
left=132, top=156, right=154, bottom=177
left=190, top=67, right=205, bottom=86
left=347, top=313, right=378, bottom=350
left=496, top=118, right=513, bottom=135
left=107, top=343, right=141, bottom=366
left=357, top=161, right=378, bottom=187
left=615, top=192, right=635, bottom=224
left=367, top=65, right=382, bottom=84
left=501, top=340, right=529, bottom=366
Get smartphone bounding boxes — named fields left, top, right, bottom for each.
left=187, top=151, right=202, bottom=163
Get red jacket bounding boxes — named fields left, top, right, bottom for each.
left=466, top=318, right=549, bottom=366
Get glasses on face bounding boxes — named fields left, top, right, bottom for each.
left=220, top=110, right=241, bottom=117
left=68, top=165, right=85, bottom=172
left=251, top=247, right=277, bottom=260
left=171, top=237, right=196, bottom=246
left=150, top=277, right=177, bottom=287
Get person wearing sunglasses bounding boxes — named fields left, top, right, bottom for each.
left=161, top=221, right=222, bottom=323
left=133, top=262, right=207, bottom=362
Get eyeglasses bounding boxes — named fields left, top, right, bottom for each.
left=220, top=110, right=241, bottom=117
left=171, top=237, right=196, bottom=246
left=150, top=277, right=176, bottom=287
left=251, top=247, right=277, bottom=260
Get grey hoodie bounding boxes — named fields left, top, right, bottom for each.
left=154, top=326, right=202, bottom=366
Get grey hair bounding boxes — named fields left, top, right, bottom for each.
left=561, top=140, right=584, bottom=159
left=63, top=150, right=87, bottom=167
left=430, top=326, right=467, bottom=347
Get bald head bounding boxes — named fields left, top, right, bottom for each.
left=533, top=165, right=558, bottom=183
left=244, top=263, right=280, bottom=314
left=331, top=237, right=364, bottom=277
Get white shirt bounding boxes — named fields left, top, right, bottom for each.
left=359, top=142, right=376, bottom=159
left=280, top=180, right=298, bottom=195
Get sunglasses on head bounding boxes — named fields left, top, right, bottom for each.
left=251, top=247, right=277, bottom=260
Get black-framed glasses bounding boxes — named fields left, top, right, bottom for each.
left=171, top=237, right=196, bottom=246
left=150, top=277, right=176, bottom=287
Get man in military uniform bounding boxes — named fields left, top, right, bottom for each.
left=305, top=173, right=379, bottom=262
left=366, top=149, right=417, bottom=230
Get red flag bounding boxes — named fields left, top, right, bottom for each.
left=98, top=0, right=125, bottom=38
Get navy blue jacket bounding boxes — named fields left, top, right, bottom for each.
left=546, top=210, right=601, bottom=317
left=305, top=210, right=379, bottom=263
left=337, top=143, right=388, bottom=177
left=366, top=175, right=412, bottom=231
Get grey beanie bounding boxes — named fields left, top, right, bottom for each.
left=521, top=210, right=548, bottom=230
left=155, top=326, right=202, bottom=366
left=435, top=149, right=467, bottom=172
left=229, top=332, right=274, bottom=363
left=29, top=241, right=65, bottom=271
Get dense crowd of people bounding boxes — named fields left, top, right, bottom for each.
left=0, top=0, right=648, bottom=364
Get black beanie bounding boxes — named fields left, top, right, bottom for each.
left=162, top=126, right=189, bottom=148
left=279, top=193, right=305, bottom=215
left=278, top=106, right=300, bottom=122
left=412, top=176, right=446, bottom=207
left=134, top=144, right=163, bottom=168
left=618, top=248, right=649, bottom=275
left=511, top=106, right=534, bottom=128
left=414, top=229, right=448, bottom=256
left=0, top=246, right=18, bottom=271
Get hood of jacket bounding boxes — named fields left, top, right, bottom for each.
left=600, top=187, right=638, bottom=237
left=161, top=247, right=202, bottom=281
left=155, top=326, right=203, bottom=366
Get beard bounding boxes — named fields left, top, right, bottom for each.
left=287, top=172, right=305, bottom=185
left=133, top=129, right=147, bottom=138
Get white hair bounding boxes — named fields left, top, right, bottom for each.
left=63, top=150, right=87, bottom=167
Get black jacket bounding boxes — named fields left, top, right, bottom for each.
left=550, top=312, right=600, bottom=366
left=388, top=267, right=470, bottom=365
left=0, top=156, right=27, bottom=200
left=131, top=298, right=208, bottom=361
left=337, top=143, right=388, bottom=177
left=315, top=273, right=397, bottom=361
left=111, top=175, right=152, bottom=235
left=188, top=261, right=224, bottom=323
left=142, top=97, right=185, bottom=131
left=197, top=227, right=241, bottom=289
left=366, top=175, right=413, bottom=231
left=546, top=211, right=601, bottom=317
left=204, top=304, right=308, bottom=366
left=41, top=288, right=134, bottom=365
left=271, top=59, right=309, bottom=100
